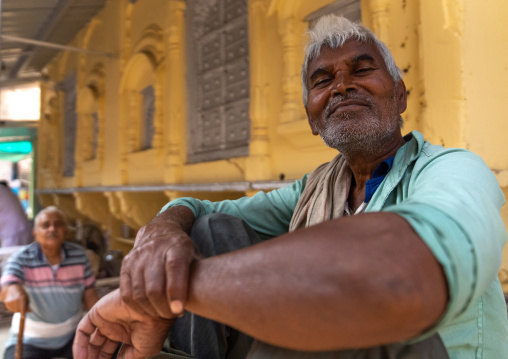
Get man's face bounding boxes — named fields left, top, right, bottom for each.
left=34, top=212, right=66, bottom=251
left=305, top=40, right=407, bottom=156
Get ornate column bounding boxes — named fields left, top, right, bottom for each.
left=97, top=97, right=105, bottom=167
left=74, top=111, right=85, bottom=186
left=121, top=1, right=134, bottom=72
left=127, top=90, right=140, bottom=152
left=153, top=79, right=164, bottom=152
left=163, top=0, right=186, bottom=184
left=369, top=0, right=390, bottom=44
left=278, top=16, right=303, bottom=124
left=245, top=0, right=272, bottom=186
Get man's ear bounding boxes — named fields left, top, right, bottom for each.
left=396, top=80, right=408, bottom=115
left=306, top=107, right=319, bottom=136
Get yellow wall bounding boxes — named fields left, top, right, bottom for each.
left=37, top=0, right=508, bottom=287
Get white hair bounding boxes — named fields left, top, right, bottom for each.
left=302, top=15, right=402, bottom=107
left=34, top=206, right=67, bottom=227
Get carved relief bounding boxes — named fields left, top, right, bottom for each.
left=369, top=0, right=390, bottom=44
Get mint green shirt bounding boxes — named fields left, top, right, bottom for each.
left=162, top=131, right=508, bottom=358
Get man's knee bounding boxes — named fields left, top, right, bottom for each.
left=190, top=214, right=261, bottom=257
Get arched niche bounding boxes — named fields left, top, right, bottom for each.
left=118, top=26, right=165, bottom=184
left=76, top=63, right=106, bottom=186
left=119, top=51, right=158, bottom=153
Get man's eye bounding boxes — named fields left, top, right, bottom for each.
left=314, top=78, right=331, bottom=87
left=355, top=67, right=373, bottom=74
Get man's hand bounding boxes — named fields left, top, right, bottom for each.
left=1, top=284, right=29, bottom=313
left=120, top=206, right=199, bottom=318
left=73, top=289, right=172, bottom=359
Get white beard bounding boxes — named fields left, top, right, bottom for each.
left=315, top=92, right=400, bottom=158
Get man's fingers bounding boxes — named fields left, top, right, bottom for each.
left=144, top=264, right=173, bottom=318
left=165, top=250, right=193, bottom=316
left=128, top=267, right=161, bottom=317
left=120, top=266, right=150, bottom=316
left=73, top=316, right=96, bottom=359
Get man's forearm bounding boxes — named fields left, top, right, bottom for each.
left=185, top=212, right=447, bottom=351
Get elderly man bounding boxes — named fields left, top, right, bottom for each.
left=73, top=15, right=508, bottom=359
left=1, top=206, right=98, bottom=359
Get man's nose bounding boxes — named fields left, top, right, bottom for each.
left=330, top=72, right=356, bottom=96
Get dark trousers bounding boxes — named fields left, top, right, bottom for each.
left=4, top=335, right=74, bottom=359
left=157, top=214, right=449, bottom=359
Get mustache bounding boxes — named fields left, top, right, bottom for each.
left=323, top=93, right=373, bottom=120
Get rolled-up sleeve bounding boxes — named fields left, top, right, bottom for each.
left=1, top=253, right=24, bottom=287
left=384, top=148, right=506, bottom=332
left=159, top=176, right=308, bottom=240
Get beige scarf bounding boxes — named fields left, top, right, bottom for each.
left=289, top=153, right=351, bottom=232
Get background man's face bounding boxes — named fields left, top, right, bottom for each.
left=305, top=40, right=407, bottom=156
left=34, top=212, right=66, bottom=251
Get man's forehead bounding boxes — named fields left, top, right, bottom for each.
left=38, top=212, right=64, bottom=223
left=309, top=40, right=384, bottom=68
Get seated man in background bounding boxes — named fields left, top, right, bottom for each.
left=0, top=181, right=32, bottom=247
left=73, top=15, right=508, bottom=359
left=1, top=206, right=98, bottom=359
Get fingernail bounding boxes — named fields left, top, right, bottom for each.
left=170, top=300, right=183, bottom=314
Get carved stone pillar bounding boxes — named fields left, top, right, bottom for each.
left=122, top=1, right=134, bottom=72
left=128, top=90, right=140, bottom=152
left=246, top=0, right=273, bottom=181
left=279, top=16, right=303, bottom=124
left=153, top=79, right=164, bottom=151
left=164, top=0, right=186, bottom=184
left=369, top=0, right=390, bottom=44
left=97, top=97, right=105, bottom=167
left=74, top=111, right=85, bottom=186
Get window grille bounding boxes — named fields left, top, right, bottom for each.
left=60, top=74, right=77, bottom=177
left=186, top=0, right=250, bottom=163
left=140, top=85, right=155, bottom=150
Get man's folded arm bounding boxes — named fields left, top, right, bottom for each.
left=183, top=211, right=447, bottom=351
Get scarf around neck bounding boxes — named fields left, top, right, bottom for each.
left=289, top=153, right=351, bottom=232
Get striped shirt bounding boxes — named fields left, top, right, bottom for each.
left=1, top=241, right=95, bottom=350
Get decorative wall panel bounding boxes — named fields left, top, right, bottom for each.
left=187, top=0, right=250, bottom=162
left=60, top=74, right=77, bottom=177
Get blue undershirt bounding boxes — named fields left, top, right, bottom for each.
left=363, top=155, right=395, bottom=203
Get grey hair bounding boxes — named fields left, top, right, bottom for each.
left=302, top=15, right=402, bottom=107
left=34, top=206, right=67, bottom=227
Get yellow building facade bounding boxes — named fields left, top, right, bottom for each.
left=36, top=0, right=508, bottom=292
